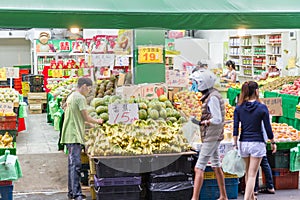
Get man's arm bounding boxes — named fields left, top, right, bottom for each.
left=81, top=109, right=103, bottom=124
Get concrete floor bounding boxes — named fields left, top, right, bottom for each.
left=11, top=112, right=300, bottom=200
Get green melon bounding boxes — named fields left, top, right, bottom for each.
left=138, top=109, right=148, bottom=120
left=149, top=109, right=159, bottom=120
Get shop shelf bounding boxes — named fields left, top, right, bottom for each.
left=0, top=185, right=13, bottom=200
left=95, top=185, right=141, bottom=200
left=94, top=176, right=141, bottom=187
left=267, top=149, right=290, bottom=169
left=200, top=178, right=238, bottom=200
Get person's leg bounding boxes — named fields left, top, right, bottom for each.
left=260, top=156, right=275, bottom=192
left=244, top=157, right=262, bottom=200
left=254, top=170, right=259, bottom=194
left=68, top=144, right=83, bottom=198
left=67, top=144, right=73, bottom=199
left=210, top=142, right=227, bottom=200
left=191, top=168, right=205, bottom=200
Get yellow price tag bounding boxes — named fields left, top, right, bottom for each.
left=0, top=68, right=7, bottom=81
left=138, top=45, right=163, bottom=64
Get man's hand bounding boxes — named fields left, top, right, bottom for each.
left=191, top=117, right=200, bottom=125
left=97, top=118, right=103, bottom=124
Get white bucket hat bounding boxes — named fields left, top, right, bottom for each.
left=189, top=69, right=216, bottom=91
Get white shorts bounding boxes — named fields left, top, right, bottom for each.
left=239, top=141, right=266, bottom=158
left=195, top=141, right=221, bottom=170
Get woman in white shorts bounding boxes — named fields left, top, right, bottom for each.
left=233, top=81, right=276, bottom=200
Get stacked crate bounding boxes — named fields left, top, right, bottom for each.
left=93, top=157, right=142, bottom=200
left=14, top=69, right=30, bottom=94
left=146, top=154, right=194, bottom=200
left=29, top=75, right=44, bottom=93
left=265, top=145, right=299, bottom=189
left=27, top=92, right=47, bottom=114
left=200, top=166, right=239, bottom=199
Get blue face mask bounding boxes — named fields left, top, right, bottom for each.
left=191, top=80, right=199, bottom=92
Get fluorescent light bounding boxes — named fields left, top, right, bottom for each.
left=237, top=28, right=246, bottom=37
left=70, top=27, right=80, bottom=34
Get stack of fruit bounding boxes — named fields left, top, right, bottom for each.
left=95, top=76, right=117, bottom=98
left=49, top=78, right=78, bottom=100
left=0, top=88, right=19, bottom=103
left=0, top=132, right=13, bottom=148
left=85, top=94, right=189, bottom=156
left=260, top=76, right=300, bottom=92
left=225, top=103, right=235, bottom=121
left=173, top=91, right=202, bottom=120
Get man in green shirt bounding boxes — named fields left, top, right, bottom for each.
left=60, top=77, right=103, bottom=200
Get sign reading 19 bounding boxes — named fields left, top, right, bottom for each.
left=143, top=52, right=158, bottom=61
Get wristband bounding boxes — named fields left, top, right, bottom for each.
left=271, top=142, right=276, bottom=145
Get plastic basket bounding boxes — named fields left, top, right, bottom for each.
left=148, top=172, right=193, bottom=183
left=270, top=168, right=299, bottom=190
left=0, top=185, right=13, bottom=200
left=94, top=157, right=141, bottom=178
left=267, top=141, right=299, bottom=151
left=29, top=75, right=44, bottom=86
left=0, top=116, right=17, bottom=130
left=200, top=178, right=238, bottom=200
left=94, top=176, right=142, bottom=187
left=267, top=150, right=290, bottom=169
left=290, top=145, right=300, bottom=172
left=95, top=185, right=141, bottom=200
left=204, top=166, right=238, bottom=179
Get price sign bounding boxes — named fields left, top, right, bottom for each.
left=138, top=45, right=163, bottom=64
left=108, top=103, right=139, bottom=124
left=261, top=98, right=282, bottom=116
left=0, top=68, right=7, bottom=81
left=6, top=67, right=19, bottom=78
left=166, top=70, right=189, bottom=87
left=0, top=102, right=14, bottom=114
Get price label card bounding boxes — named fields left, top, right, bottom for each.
left=108, top=103, right=139, bottom=124
left=138, top=45, right=163, bottom=64
left=166, top=70, right=189, bottom=87
left=261, top=98, right=282, bottom=116
left=0, top=68, right=7, bottom=81
left=0, top=102, right=14, bottom=113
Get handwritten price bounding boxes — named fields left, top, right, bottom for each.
left=113, top=111, right=138, bottom=124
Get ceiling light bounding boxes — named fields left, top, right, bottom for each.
left=70, top=27, right=80, bottom=34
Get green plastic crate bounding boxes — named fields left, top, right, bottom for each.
left=267, top=141, right=299, bottom=151
left=0, top=142, right=16, bottom=156
left=290, top=144, right=300, bottom=172
left=267, top=149, right=290, bottom=169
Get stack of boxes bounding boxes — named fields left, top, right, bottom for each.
left=29, top=75, right=44, bottom=93
left=13, top=69, right=30, bottom=95
left=27, top=92, right=47, bottom=114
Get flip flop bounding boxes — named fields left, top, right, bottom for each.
left=260, top=188, right=275, bottom=194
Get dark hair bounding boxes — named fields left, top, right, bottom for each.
left=226, top=60, right=236, bottom=70
left=77, top=77, right=93, bottom=88
left=238, top=81, right=260, bottom=105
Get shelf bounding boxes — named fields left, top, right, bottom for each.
left=240, top=45, right=252, bottom=47
left=37, top=52, right=56, bottom=56
left=229, top=45, right=240, bottom=47
left=229, top=54, right=239, bottom=57
left=267, top=54, right=281, bottom=56
left=241, top=55, right=252, bottom=57
left=253, top=44, right=266, bottom=46
left=239, top=75, right=253, bottom=78
left=253, top=55, right=266, bottom=57
left=266, top=43, right=281, bottom=45
left=241, top=65, right=252, bottom=67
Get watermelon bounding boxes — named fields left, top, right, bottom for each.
left=149, top=109, right=159, bottom=120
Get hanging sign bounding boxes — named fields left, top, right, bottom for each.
left=138, top=45, right=164, bottom=64
left=0, top=102, right=14, bottom=114
left=166, top=70, right=189, bottom=87
left=115, top=55, right=129, bottom=66
left=261, top=98, right=282, bottom=116
left=108, top=103, right=139, bottom=124
left=0, top=68, right=6, bottom=81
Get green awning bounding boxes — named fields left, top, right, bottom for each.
left=1, top=0, right=300, bottom=29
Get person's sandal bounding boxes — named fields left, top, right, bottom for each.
left=260, top=188, right=275, bottom=194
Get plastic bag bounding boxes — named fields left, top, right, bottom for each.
left=0, top=150, right=23, bottom=181
left=222, top=149, right=245, bottom=177
left=181, top=119, right=201, bottom=144
left=49, top=100, right=59, bottom=119
left=18, top=102, right=28, bottom=118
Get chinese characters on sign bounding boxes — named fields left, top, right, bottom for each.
left=0, top=102, right=14, bottom=114
left=138, top=45, right=163, bottom=64
left=261, top=98, right=282, bottom=116
left=166, top=70, right=189, bottom=87
left=108, top=103, right=139, bottom=124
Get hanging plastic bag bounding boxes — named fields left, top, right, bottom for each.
left=222, top=149, right=245, bottom=177
left=181, top=119, right=201, bottom=145
left=18, top=102, right=28, bottom=118
left=53, top=111, right=63, bottom=131
left=0, top=150, right=23, bottom=181
left=49, top=100, right=59, bottom=119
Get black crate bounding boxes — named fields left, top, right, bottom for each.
left=150, top=155, right=193, bottom=175
left=29, top=75, right=44, bottom=86
left=80, top=168, right=89, bottom=186
left=149, top=172, right=193, bottom=183
left=147, top=181, right=193, bottom=200
left=94, top=157, right=141, bottom=178
left=94, top=176, right=142, bottom=187
left=22, top=74, right=30, bottom=82
left=95, top=185, right=141, bottom=200
left=267, top=149, right=290, bottom=169
left=30, top=85, right=44, bottom=92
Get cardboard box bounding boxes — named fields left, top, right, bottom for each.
left=28, top=99, right=47, bottom=104
left=116, top=83, right=168, bottom=99
left=28, top=92, right=47, bottom=100
left=29, top=109, right=42, bottom=114
left=29, top=104, right=42, bottom=110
